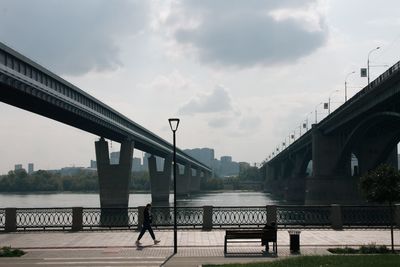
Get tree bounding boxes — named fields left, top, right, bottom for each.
left=360, top=164, right=400, bottom=252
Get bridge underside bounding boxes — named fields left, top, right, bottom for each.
left=264, top=112, right=400, bottom=204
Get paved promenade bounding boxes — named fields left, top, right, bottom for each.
left=0, top=229, right=399, bottom=266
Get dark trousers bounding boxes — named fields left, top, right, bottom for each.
left=137, top=224, right=155, bottom=240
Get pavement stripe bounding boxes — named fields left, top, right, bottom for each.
left=35, top=261, right=163, bottom=266
left=43, top=257, right=165, bottom=260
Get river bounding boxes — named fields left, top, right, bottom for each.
left=0, top=191, right=282, bottom=208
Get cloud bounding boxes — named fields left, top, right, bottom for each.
left=178, top=86, right=233, bottom=115
left=0, top=0, right=149, bottom=75
left=208, top=116, right=233, bottom=128
left=239, top=116, right=262, bottom=130
left=165, top=0, right=328, bottom=68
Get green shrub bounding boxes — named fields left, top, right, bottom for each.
left=328, top=246, right=358, bottom=254
left=329, top=243, right=390, bottom=254
left=0, top=246, right=25, bottom=257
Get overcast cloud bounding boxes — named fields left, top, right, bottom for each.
left=0, top=0, right=148, bottom=75
left=179, top=86, right=233, bottom=115
left=166, top=0, right=328, bottom=68
left=1, top=0, right=399, bottom=173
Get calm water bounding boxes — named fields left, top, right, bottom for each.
left=0, top=191, right=281, bottom=208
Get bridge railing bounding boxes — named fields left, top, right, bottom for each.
left=0, top=205, right=399, bottom=232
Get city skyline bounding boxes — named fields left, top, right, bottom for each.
left=1, top=1, right=400, bottom=174
left=7, top=147, right=245, bottom=177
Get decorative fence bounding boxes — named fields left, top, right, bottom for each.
left=0, top=205, right=399, bottom=232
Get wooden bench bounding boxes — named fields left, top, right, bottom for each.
left=224, top=229, right=277, bottom=255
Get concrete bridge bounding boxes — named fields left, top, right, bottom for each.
left=0, top=42, right=212, bottom=208
left=261, top=60, right=400, bottom=204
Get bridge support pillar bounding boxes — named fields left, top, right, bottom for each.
left=285, top=154, right=306, bottom=203
left=95, top=138, right=133, bottom=225
left=285, top=177, right=306, bottom=203
left=190, top=169, right=201, bottom=193
left=306, top=128, right=361, bottom=204
left=149, top=155, right=172, bottom=203
left=177, top=164, right=191, bottom=196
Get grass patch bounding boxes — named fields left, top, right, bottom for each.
left=0, top=246, right=25, bottom=257
left=328, top=243, right=391, bottom=254
left=204, top=255, right=400, bottom=267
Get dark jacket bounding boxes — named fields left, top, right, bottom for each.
left=143, top=208, right=152, bottom=226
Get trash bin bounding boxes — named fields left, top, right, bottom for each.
left=288, top=230, right=301, bottom=253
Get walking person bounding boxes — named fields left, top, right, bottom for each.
left=136, top=203, right=160, bottom=245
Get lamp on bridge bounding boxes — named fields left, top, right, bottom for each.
left=344, top=71, right=355, bottom=102
left=328, top=89, right=340, bottom=114
left=367, top=46, right=380, bottom=86
left=168, top=118, right=180, bottom=254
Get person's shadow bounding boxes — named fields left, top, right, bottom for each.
left=136, top=244, right=154, bottom=251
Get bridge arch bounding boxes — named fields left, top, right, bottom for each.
left=337, top=111, right=400, bottom=174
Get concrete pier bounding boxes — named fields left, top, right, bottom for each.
left=177, top=164, right=191, bottom=196
left=95, top=138, right=133, bottom=208
left=149, top=155, right=172, bottom=203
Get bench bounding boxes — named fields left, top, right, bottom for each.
left=224, top=229, right=277, bottom=255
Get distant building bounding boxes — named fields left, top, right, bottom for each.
left=219, top=156, right=239, bottom=177
left=14, top=164, right=22, bottom=171
left=28, top=163, right=34, bottom=174
left=184, top=148, right=244, bottom=178
left=184, top=148, right=214, bottom=168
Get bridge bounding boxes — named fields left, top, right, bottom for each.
left=0, top=42, right=212, bottom=208
left=261, top=59, right=400, bottom=204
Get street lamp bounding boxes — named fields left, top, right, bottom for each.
left=314, top=102, right=322, bottom=124
left=344, top=71, right=355, bottom=102
left=168, top=118, right=180, bottom=254
left=328, top=89, right=340, bottom=114
left=367, top=46, right=380, bottom=86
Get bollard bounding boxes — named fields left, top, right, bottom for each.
left=72, top=207, right=83, bottom=231
left=330, top=204, right=343, bottom=230
left=5, top=208, right=17, bottom=232
left=203, top=206, right=213, bottom=231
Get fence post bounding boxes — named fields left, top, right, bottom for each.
left=5, top=208, right=17, bottom=232
left=330, top=204, right=342, bottom=230
left=266, top=205, right=277, bottom=224
left=72, top=207, right=83, bottom=231
left=203, top=206, right=213, bottom=231
left=395, top=204, right=400, bottom=228
left=137, top=206, right=145, bottom=231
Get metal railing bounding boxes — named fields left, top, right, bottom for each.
left=0, top=209, right=5, bottom=230
left=342, top=205, right=392, bottom=227
left=277, top=205, right=331, bottom=228
left=16, top=208, right=72, bottom=230
left=212, top=206, right=268, bottom=228
left=0, top=205, right=399, bottom=232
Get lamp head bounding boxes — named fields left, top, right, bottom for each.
left=168, top=118, right=180, bottom=132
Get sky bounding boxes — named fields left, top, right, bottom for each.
left=1, top=0, right=400, bottom=174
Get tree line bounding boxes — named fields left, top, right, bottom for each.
left=0, top=169, right=150, bottom=192
left=0, top=166, right=262, bottom=192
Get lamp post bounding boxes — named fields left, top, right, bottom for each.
left=314, top=102, right=322, bottom=124
left=328, top=89, right=340, bottom=114
left=367, top=46, right=380, bottom=86
left=168, top=118, right=180, bottom=254
left=344, top=71, right=355, bottom=102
